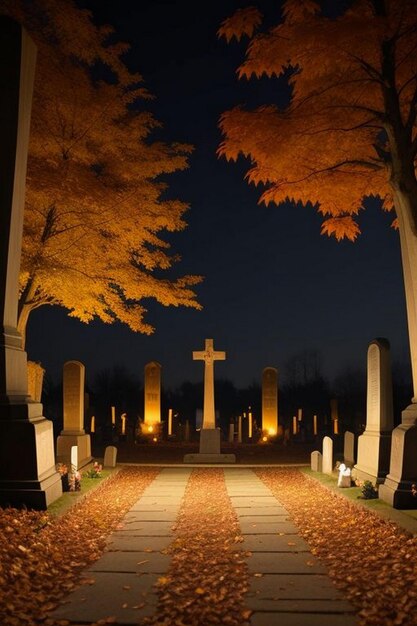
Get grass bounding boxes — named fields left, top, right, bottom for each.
left=48, top=468, right=118, bottom=517
left=301, top=467, right=417, bottom=535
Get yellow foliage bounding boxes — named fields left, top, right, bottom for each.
left=1, top=0, right=201, bottom=345
left=218, top=0, right=417, bottom=240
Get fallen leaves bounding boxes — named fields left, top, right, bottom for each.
left=0, top=467, right=159, bottom=626
left=256, top=468, right=417, bottom=626
left=143, top=469, right=250, bottom=626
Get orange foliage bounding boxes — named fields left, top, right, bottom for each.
left=1, top=1, right=201, bottom=345
left=218, top=0, right=417, bottom=241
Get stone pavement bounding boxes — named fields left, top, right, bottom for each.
left=51, top=467, right=357, bottom=625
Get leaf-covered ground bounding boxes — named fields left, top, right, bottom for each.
left=145, top=468, right=251, bottom=626
left=0, top=467, right=159, bottom=626
left=3, top=466, right=417, bottom=626
left=256, top=468, right=417, bottom=626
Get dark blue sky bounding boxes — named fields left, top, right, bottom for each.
left=26, top=0, right=411, bottom=390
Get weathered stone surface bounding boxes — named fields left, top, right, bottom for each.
left=322, top=436, right=333, bottom=475
left=355, top=339, right=393, bottom=484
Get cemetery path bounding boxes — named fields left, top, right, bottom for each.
left=50, top=468, right=357, bottom=626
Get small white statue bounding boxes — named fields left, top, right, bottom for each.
left=337, top=463, right=352, bottom=488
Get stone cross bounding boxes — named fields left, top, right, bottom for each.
left=193, top=338, right=225, bottom=429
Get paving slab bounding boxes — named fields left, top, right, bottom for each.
left=89, top=550, right=170, bottom=573
left=224, top=468, right=357, bottom=626
left=230, top=496, right=280, bottom=507
left=106, top=535, right=171, bottom=552
left=242, top=535, right=310, bottom=552
left=247, top=598, right=355, bottom=612
left=248, top=574, right=348, bottom=600
left=123, top=510, right=178, bottom=522
left=248, top=552, right=326, bottom=574
left=251, top=612, right=358, bottom=626
left=236, top=506, right=288, bottom=517
left=114, top=520, right=173, bottom=535
left=240, top=520, right=299, bottom=534
left=51, top=572, right=158, bottom=624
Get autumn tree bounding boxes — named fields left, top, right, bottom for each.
left=218, top=0, right=417, bottom=407
left=0, top=0, right=201, bottom=346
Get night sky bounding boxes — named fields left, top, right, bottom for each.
left=26, top=0, right=411, bottom=391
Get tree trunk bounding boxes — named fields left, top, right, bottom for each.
left=393, top=189, right=417, bottom=404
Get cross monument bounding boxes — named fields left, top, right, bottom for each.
left=184, top=338, right=235, bottom=463
left=193, top=338, right=225, bottom=429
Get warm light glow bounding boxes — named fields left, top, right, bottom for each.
left=262, top=435, right=268, bottom=442
left=313, top=414, right=318, bottom=436
left=268, top=428, right=276, bottom=436
left=333, top=418, right=339, bottom=435
left=168, top=408, right=173, bottom=436
left=152, top=437, right=158, bottom=442
left=90, top=415, right=95, bottom=433
left=121, top=412, right=127, bottom=435
left=298, top=408, right=302, bottom=421
left=147, top=425, right=154, bottom=433
left=111, top=405, right=116, bottom=425
left=248, top=410, right=253, bottom=438
left=292, top=415, right=297, bottom=435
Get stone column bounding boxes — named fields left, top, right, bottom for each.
left=0, top=18, right=62, bottom=509
left=354, top=339, right=393, bottom=484
left=262, top=367, right=278, bottom=435
left=56, top=361, right=91, bottom=468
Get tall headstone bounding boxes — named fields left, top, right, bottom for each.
left=184, top=338, right=235, bottom=463
left=144, top=361, right=161, bottom=430
left=57, top=361, right=92, bottom=468
left=0, top=18, right=62, bottom=509
left=354, top=339, right=393, bottom=484
left=262, top=367, right=278, bottom=435
left=322, top=436, right=333, bottom=475
left=228, top=422, right=234, bottom=443
left=344, top=431, right=355, bottom=466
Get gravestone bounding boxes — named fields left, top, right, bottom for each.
left=27, top=361, right=45, bottom=402
left=344, top=431, right=355, bottom=466
left=262, top=367, right=278, bottom=435
left=184, top=338, right=235, bottom=463
left=322, top=436, right=333, bottom=475
left=228, top=422, right=234, bottom=443
left=311, top=451, right=322, bottom=472
left=57, top=361, right=92, bottom=468
left=0, top=18, right=62, bottom=509
left=103, top=445, right=117, bottom=468
left=354, top=339, right=393, bottom=484
left=144, top=361, right=161, bottom=430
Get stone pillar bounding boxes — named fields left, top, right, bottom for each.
left=262, top=367, right=278, bottom=435
left=56, top=361, right=91, bottom=468
left=0, top=18, right=61, bottom=509
left=354, top=339, right=393, bottom=484
left=144, top=361, right=161, bottom=430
